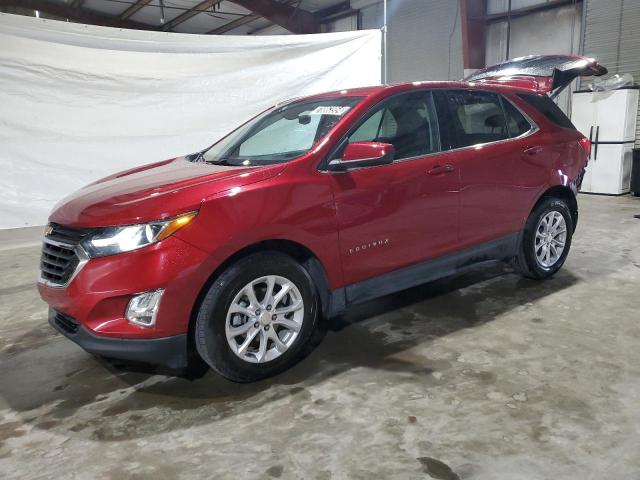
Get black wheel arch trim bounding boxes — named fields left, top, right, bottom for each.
left=189, top=239, right=340, bottom=332
left=533, top=184, right=579, bottom=231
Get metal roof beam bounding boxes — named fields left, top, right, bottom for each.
left=228, top=0, right=319, bottom=34
left=160, top=0, right=219, bottom=31
left=120, top=0, right=152, bottom=20
left=0, top=0, right=159, bottom=30
left=206, top=12, right=260, bottom=34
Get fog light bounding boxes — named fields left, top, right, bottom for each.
left=126, top=289, right=164, bottom=327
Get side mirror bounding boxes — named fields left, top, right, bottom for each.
left=328, top=142, right=395, bottom=172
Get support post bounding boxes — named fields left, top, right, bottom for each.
left=459, top=0, right=487, bottom=70
left=382, top=0, right=388, bottom=84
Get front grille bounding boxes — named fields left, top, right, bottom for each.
left=40, top=223, right=91, bottom=286
left=53, top=311, right=80, bottom=334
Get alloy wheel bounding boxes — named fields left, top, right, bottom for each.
left=534, top=211, right=567, bottom=268
left=225, top=275, right=305, bottom=363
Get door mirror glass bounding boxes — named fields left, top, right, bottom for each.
left=328, top=142, right=395, bottom=171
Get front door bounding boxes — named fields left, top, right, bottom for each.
left=327, top=90, right=460, bottom=288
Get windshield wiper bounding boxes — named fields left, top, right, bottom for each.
left=205, top=157, right=237, bottom=166
left=204, top=156, right=293, bottom=166
left=189, top=151, right=206, bottom=163
left=191, top=151, right=234, bottom=165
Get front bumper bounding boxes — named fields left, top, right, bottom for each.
left=38, top=234, right=213, bottom=339
left=49, top=309, right=188, bottom=368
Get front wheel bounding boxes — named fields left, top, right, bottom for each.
left=194, top=252, right=319, bottom=382
left=514, top=197, right=574, bottom=279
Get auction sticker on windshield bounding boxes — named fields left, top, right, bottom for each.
left=309, top=106, right=351, bottom=116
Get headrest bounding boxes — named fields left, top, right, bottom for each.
left=393, top=105, right=427, bottom=135
left=485, top=114, right=503, bottom=128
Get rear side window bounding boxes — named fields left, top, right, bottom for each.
left=518, top=93, right=574, bottom=129
left=502, top=98, right=532, bottom=137
left=441, top=90, right=508, bottom=149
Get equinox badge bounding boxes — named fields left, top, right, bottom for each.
left=348, top=238, right=390, bottom=255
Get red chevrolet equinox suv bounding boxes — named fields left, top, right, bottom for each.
left=39, top=55, right=605, bottom=382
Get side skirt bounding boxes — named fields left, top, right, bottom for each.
left=326, top=232, right=521, bottom=316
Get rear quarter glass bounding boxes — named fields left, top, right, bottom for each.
left=517, top=93, right=575, bottom=129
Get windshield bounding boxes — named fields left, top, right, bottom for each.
left=199, top=96, right=363, bottom=166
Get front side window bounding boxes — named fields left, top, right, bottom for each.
left=443, top=90, right=508, bottom=149
left=346, top=91, right=440, bottom=160
left=202, top=97, right=362, bottom=166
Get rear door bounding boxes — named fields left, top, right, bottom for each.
left=464, top=55, right=607, bottom=99
left=433, top=89, right=535, bottom=248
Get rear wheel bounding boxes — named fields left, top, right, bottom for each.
left=514, top=196, right=574, bottom=279
left=194, top=252, right=319, bottom=382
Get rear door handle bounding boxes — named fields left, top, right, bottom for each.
left=427, top=164, right=455, bottom=175
left=524, top=146, right=543, bottom=155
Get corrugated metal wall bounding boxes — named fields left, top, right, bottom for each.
left=360, top=0, right=463, bottom=83
left=322, top=13, right=359, bottom=32
left=582, top=0, right=640, bottom=147
left=485, top=2, right=582, bottom=114
left=485, top=4, right=582, bottom=64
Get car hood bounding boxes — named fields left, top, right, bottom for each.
left=49, top=157, right=286, bottom=228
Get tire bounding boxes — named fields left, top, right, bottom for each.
left=514, top=196, right=574, bottom=280
left=194, top=252, right=319, bottom=382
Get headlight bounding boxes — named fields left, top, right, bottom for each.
left=81, top=211, right=197, bottom=258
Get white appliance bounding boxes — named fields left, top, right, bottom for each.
left=571, top=88, right=639, bottom=194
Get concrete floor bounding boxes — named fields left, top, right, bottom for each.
left=1, top=194, right=639, bottom=479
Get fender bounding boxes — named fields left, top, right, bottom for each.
left=521, top=136, right=585, bottom=224
left=524, top=171, right=580, bottom=232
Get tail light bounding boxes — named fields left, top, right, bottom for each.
left=579, top=137, right=591, bottom=160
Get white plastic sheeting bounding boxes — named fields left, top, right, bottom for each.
left=0, top=14, right=381, bottom=229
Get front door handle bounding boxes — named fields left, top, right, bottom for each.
left=524, top=146, right=543, bottom=156
left=427, top=164, right=455, bottom=175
